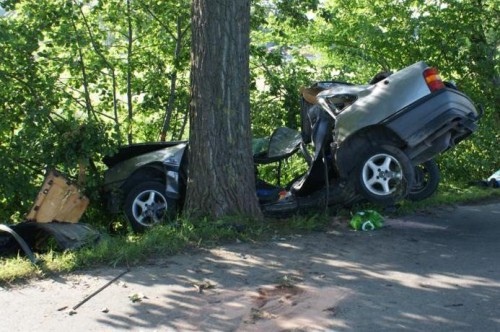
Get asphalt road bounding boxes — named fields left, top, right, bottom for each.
left=1, top=201, right=500, bottom=331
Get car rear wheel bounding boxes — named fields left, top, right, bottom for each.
left=355, top=145, right=414, bottom=205
left=124, top=181, right=177, bottom=233
left=408, top=159, right=440, bottom=201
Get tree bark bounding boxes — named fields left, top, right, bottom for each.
left=185, top=0, right=262, bottom=220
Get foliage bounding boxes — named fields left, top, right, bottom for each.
left=0, top=0, right=190, bottom=223
left=0, top=0, right=498, bottom=224
left=439, top=121, right=499, bottom=183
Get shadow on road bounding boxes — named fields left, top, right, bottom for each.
left=2, top=202, right=500, bottom=331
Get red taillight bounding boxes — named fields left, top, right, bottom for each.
left=423, top=67, right=445, bottom=92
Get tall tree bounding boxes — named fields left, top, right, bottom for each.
left=185, top=0, right=262, bottom=220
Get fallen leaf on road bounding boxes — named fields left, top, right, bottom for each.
left=193, top=281, right=216, bottom=293
left=129, top=293, right=147, bottom=303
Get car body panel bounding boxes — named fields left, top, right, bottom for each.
left=104, top=142, right=188, bottom=190
left=333, top=61, right=431, bottom=144
left=384, top=88, right=477, bottom=164
left=313, top=61, right=479, bottom=170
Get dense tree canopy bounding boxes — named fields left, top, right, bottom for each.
left=0, top=0, right=498, bottom=224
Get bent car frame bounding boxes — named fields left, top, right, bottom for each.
left=103, top=61, right=481, bottom=232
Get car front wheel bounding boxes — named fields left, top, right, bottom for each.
left=355, top=145, right=414, bottom=205
left=124, top=181, right=177, bottom=233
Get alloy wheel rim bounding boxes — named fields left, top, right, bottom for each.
left=362, top=153, right=403, bottom=196
left=132, top=190, right=168, bottom=227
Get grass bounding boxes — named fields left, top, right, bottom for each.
left=1, top=183, right=499, bottom=285
left=394, top=182, right=500, bottom=215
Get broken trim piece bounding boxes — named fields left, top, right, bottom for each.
left=72, top=269, right=130, bottom=310
left=0, top=224, right=38, bottom=264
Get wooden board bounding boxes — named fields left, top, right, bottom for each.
left=26, top=170, right=89, bottom=223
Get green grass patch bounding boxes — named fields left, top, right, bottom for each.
left=393, top=183, right=500, bottom=216
left=1, top=184, right=499, bottom=285
left=0, top=256, right=40, bottom=283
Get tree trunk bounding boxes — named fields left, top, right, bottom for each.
left=185, top=0, right=262, bottom=220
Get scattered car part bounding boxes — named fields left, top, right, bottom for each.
left=26, top=170, right=89, bottom=223
left=0, top=224, right=37, bottom=263
left=0, top=222, right=100, bottom=260
left=0, top=170, right=95, bottom=260
left=72, top=269, right=129, bottom=311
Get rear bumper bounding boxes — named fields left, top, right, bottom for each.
left=384, top=88, right=479, bottom=162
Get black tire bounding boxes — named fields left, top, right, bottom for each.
left=355, top=145, right=414, bottom=205
left=489, top=179, right=499, bottom=188
left=123, top=181, right=177, bottom=233
left=408, top=159, right=440, bottom=201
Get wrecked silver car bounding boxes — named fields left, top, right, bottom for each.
left=103, top=61, right=480, bottom=232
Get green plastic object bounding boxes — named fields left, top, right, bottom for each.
left=349, top=210, right=384, bottom=231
